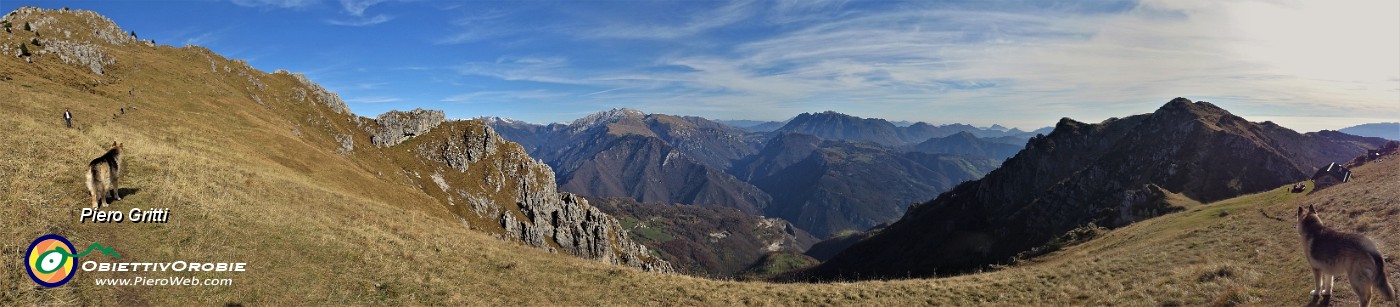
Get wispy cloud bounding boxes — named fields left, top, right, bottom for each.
left=440, top=90, right=571, bottom=103
left=182, top=31, right=220, bottom=46
left=351, top=82, right=389, bottom=90
left=218, top=0, right=1394, bottom=131
left=455, top=0, right=1394, bottom=130
left=583, top=0, right=760, bottom=40
left=338, top=0, right=386, bottom=16
left=325, top=14, right=393, bottom=26
left=346, top=96, right=402, bottom=104
left=455, top=56, right=602, bottom=85
left=230, top=0, right=320, bottom=9
left=435, top=8, right=525, bottom=45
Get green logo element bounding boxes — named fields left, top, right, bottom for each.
left=34, top=242, right=121, bottom=274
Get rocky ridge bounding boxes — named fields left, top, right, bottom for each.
left=284, top=71, right=351, bottom=115
left=403, top=120, right=674, bottom=272
left=2, top=7, right=140, bottom=74
left=372, top=108, right=446, bottom=147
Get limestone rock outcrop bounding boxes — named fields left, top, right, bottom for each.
left=413, top=120, right=674, bottom=273
left=371, top=108, right=446, bottom=148
left=288, top=72, right=351, bottom=115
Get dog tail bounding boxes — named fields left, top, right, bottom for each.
left=1373, top=251, right=1398, bottom=305
left=85, top=165, right=99, bottom=207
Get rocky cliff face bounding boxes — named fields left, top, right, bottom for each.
left=805, top=97, right=1388, bottom=280
left=372, top=108, right=445, bottom=148
left=401, top=120, right=674, bottom=273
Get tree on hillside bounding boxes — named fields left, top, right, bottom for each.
left=30, top=38, right=40, bottom=46
left=18, top=43, right=30, bottom=57
left=23, top=22, right=31, bottom=32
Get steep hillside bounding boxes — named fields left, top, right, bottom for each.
left=589, top=197, right=818, bottom=277
left=907, top=131, right=1023, bottom=161
left=807, top=98, right=1389, bottom=280
left=732, top=133, right=1001, bottom=238
left=0, top=3, right=668, bottom=283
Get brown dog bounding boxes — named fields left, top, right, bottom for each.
left=86, top=142, right=123, bottom=207
left=1298, top=204, right=1398, bottom=306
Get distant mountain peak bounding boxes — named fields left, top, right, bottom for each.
left=476, top=116, right=535, bottom=126
left=950, top=130, right=978, bottom=138
left=1155, top=97, right=1228, bottom=117
left=570, top=108, right=647, bottom=129
left=1339, top=122, right=1400, bottom=141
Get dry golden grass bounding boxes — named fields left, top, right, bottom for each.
left=3, top=7, right=1399, bottom=305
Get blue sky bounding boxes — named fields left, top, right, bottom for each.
left=4, top=0, right=1397, bottom=131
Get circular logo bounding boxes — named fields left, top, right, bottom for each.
left=26, top=234, right=76, bottom=288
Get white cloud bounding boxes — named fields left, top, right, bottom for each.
left=435, top=8, right=523, bottom=45
left=230, top=0, right=319, bottom=9
left=446, top=0, right=1397, bottom=130
left=346, top=96, right=402, bottom=104
left=584, top=0, right=760, bottom=40
left=441, top=90, right=571, bottom=103
left=326, top=14, right=393, bottom=26
left=338, top=0, right=386, bottom=16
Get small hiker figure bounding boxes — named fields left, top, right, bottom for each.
left=64, top=108, right=72, bottom=128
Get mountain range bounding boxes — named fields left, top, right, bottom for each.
left=486, top=110, right=770, bottom=213
left=801, top=98, right=1390, bottom=280
left=906, top=131, right=1024, bottom=161
left=1339, top=122, right=1399, bottom=140
left=731, top=133, right=1000, bottom=237
left=488, top=109, right=1021, bottom=240
left=9, top=7, right=1400, bottom=305
left=774, top=111, right=1050, bottom=146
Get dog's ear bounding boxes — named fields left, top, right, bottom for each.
left=1297, top=206, right=1304, bottom=218
left=1308, top=204, right=1316, bottom=214
left=112, top=141, right=118, bottom=148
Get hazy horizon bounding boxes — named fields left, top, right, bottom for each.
left=4, top=0, right=1396, bottom=132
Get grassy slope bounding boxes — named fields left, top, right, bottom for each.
left=2, top=8, right=1398, bottom=305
